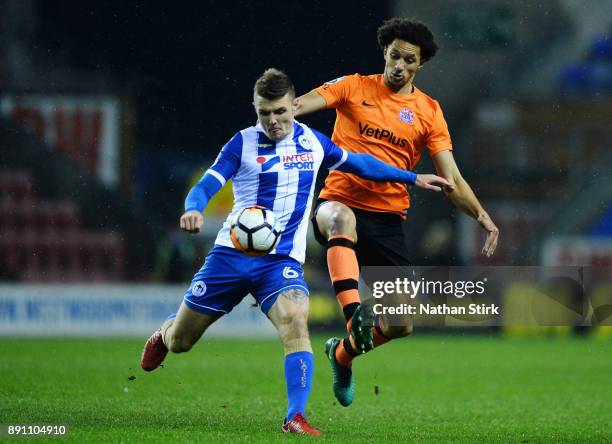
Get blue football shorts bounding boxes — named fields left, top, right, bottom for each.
left=183, top=245, right=309, bottom=316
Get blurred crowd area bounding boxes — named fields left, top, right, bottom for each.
left=1, top=0, right=612, bottom=295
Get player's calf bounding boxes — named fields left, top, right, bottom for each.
left=269, top=289, right=312, bottom=353
left=141, top=303, right=219, bottom=371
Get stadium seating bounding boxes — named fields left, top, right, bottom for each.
left=0, top=169, right=124, bottom=282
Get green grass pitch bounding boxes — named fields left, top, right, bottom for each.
left=1, top=334, right=611, bottom=443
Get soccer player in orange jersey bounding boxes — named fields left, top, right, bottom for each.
left=295, top=18, right=500, bottom=406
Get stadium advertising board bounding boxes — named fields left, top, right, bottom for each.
left=0, top=285, right=276, bottom=337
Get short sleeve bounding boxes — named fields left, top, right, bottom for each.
left=313, top=129, right=348, bottom=170
left=314, top=74, right=360, bottom=109
left=426, top=101, right=453, bottom=155
left=209, top=132, right=242, bottom=181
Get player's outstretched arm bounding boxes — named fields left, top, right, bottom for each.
left=294, top=90, right=328, bottom=117
left=181, top=172, right=223, bottom=234
left=338, top=152, right=452, bottom=191
left=432, top=150, right=499, bottom=257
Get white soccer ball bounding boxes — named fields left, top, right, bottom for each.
left=230, top=206, right=281, bottom=256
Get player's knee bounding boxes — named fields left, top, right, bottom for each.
left=382, top=323, right=413, bottom=339
left=329, top=208, right=356, bottom=237
left=318, top=202, right=356, bottom=239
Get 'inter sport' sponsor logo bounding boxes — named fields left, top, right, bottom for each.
left=358, top=121, right=408, bottom=148
left=282, top=153, right=314, bottom=170
left=257, top=153, right=315, bottom=171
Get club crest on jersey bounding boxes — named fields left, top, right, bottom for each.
left=297, top=135, right=313, bottom=151
left=399, top=108, right=415, bottom=125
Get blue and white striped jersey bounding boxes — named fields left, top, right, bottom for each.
left=205, top=121, right=348, bottom=264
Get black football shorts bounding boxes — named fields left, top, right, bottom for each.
left=311, top=199, right=411, bottom=268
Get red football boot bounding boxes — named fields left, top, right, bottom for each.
left=140, top=329, right=168, bottom=372
left=282, top=413, right=323, bottom=436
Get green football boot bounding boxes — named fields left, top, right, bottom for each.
left=349, top=304, right=374, bottom=353
left=325, top=337, right=355, bottom=407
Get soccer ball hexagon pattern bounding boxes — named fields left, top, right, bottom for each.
left=230, top=206, right=281, bottom=256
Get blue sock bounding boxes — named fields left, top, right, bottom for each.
left=285, top=351, right=314, bottom=421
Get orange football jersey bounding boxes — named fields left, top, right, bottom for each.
left=316, top=73, right=452, bottom=218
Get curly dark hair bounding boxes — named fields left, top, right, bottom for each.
left=377, top=18, right=438, bottom=63
left=254, top=68, right=295, bottom=100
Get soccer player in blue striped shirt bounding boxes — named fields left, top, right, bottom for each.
left=141, top=68, right=450, bottom=435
